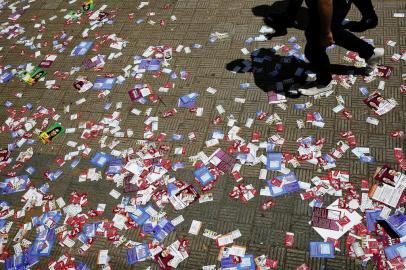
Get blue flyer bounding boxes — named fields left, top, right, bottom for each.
left=310, top=242, right=335, bottom=258
left=129, top=205, right=153, bottom=225
left=0, top=175, right=31, bottom=194
left=266, top=152, right=282, bottom=171
left=90, top=152, right=113, bottom=168
left=127, top=243, right=151, bottom=264
left=71, top=41, right=93, bottom=56
left=267, top=172, right=300, bottom=197
left=178, top=93, right=199, bottom=108
left=193, top=166, right=215, bottom=187
left=384, top=242, right=406, bottom=261
left=93, top=77, right=117, bottom=90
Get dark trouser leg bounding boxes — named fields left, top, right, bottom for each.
left=332, top=27, right=375, bottom=60
left=303, top=0, right=334, bottom=86
left=345, top=0, right=378, bottom=32
left=352, top=0, right=378, bottom=24
left=304, top=35, right=332, bottom=86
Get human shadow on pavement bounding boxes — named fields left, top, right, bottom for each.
left=226, top=48, right=366, bottom=98
left=252, top=2, right=308, bottom=40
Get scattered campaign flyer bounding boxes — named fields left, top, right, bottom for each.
left=369, top=183, right=405, bottom=208
left=128, top=84, right=153, bottom=103
left=378, top=211, right=406, bottom=238
left=82, top=55, right=105, bottom=69
left=193, top=166, right=215, bottom=187
left=309, top=242, right=335, bottom=258
left=39, top=123, right=65, bottom=144
left=0, top=70, right=15, bottom=83
left=311, top=207, right=341, bottom=231
left=208, top=148, right=237, bottom=173
left=0, top=175, right=31, bottom=194
left=154, top=240, right=189, bottom=269
left=71, top=41, right=93, bottom=56
left=266, top=152, right=282, bottom=171
left=73, top=76, right=94, bottom=92
left=312, top=199, right=362, bottom=240
left=81, top=0, right=94, bottom=12
left=153, top=218, right=176, bottom=242
left=38, top=54, right=58, bottom=68
left=373, top=165, right=402, bottom=187
left=93, top=76, right=117, bottom=90
left=384, top=242, right=406, bottom=262
left=363, top=91, right=397, bottom=116
left=17, top=66, right=46, bottom=86
left=169, top=185, right=200, bottom=211
left=127, top=243, right=151, bottom=264
left=178, top=93, right=199, bottom=108
left=267, top=172, right=300, bottom=197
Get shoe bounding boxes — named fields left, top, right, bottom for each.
left=299, top=81, right=333, bottom=96
left=365, top=48, right=384, bottom=73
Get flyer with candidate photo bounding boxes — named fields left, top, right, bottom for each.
left=39, top=123, right=65, bottom=144
left=17, top=66, right=46, bottom=86
left=363, top=91, right=397, bottom=116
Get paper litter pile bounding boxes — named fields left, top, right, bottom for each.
left=0, top=0, right=405, bottom=269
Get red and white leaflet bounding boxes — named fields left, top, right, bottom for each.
left=369, top=183, right=405, bottom=208
left=285, top=232, right=294, bottom=247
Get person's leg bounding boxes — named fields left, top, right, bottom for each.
left=300, top=39, right=334, bottom=95
left=331, top=0, right=382, bottom=73
left=332, top=27, right=374, bottom=60
left=333, top=26, right=383, bottom=74
left=297, top=0, right=334, bottom=95
left=346, top=0, right=378, bottom=32
left=353, top=0, right=378, bottom=22
left=304, top=34, right=332, bottom=86
left=332, top=0, right=352, bottom=25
